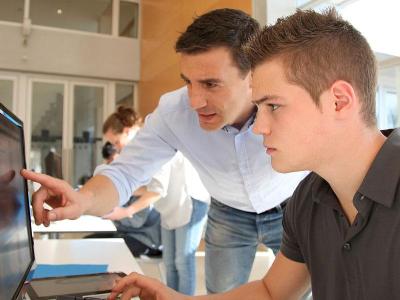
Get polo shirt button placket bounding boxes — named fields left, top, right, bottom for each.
left=343, top=242, right=352, bottom=251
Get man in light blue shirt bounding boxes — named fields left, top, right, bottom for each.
left=23, top=8, right=307, bottom=294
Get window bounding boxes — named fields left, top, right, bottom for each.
left=0, top=80, right=14, bottom=111
left=31, top=0, right=113, bottom=34
left=0, top=0, right=24, bottom=23
left=24, top=76, right=110, bottom=187
left=119, top=1, right=139, bottom=38
left=116, top=83, right=135, bottom=108
left=3, top=0, right=140, bottom=38
left=376, top=65, right=400, bottom=129
left=73, top=85, right=104, bottom=187
left=30, top=82, right=64, bottom=177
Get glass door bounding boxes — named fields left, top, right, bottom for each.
left=29, top=80, right=65, bottom=180
left=22, top=75, right=126, bottom=187
left=27, top=78, right=107, bottom=187
left=72, top=83, right=106, bottom=187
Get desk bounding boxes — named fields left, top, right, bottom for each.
left=34, top=238, right=142, bottom=275
left=20, top=239, right=141, bottom=299
left=32, top=215, right=117, bottom=239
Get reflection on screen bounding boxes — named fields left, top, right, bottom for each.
left=0, top=109, right=32, bottom=300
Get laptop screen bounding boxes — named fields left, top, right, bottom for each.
left=0, top=103, right=34, bottom=300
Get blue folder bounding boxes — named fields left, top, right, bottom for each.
left=27, top=264, right=108, bottom=280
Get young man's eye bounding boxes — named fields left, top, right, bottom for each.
left=268, top=104, right=280, bottom=111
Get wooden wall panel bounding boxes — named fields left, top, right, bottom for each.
left=138, top=0, right=252, bottom=117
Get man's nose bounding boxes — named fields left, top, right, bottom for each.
left=189, top=87, right=207, bottom=110
left=252, top=111, right=271, bottom=136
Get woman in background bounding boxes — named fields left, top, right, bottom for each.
left=101, top=106, right=162, bottom=257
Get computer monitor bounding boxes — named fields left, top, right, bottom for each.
left=0, top=103, right=35, bottom=300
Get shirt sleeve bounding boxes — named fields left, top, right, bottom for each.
left=146, top=159, right=173, bottom=198
left=280, top=190, right=305, bottom=263
left=94, top=103, right=177, bottom=206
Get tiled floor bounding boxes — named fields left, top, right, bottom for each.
left=137, top=248, right=276, bottom=296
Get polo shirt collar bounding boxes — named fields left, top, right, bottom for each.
left=310, top=129, right=400, bottom=209
left=311, top=174, right=343, bottom=211
left=358, top=128, right=400, bottom=208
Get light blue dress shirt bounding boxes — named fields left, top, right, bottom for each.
left=95, top=86, right=308, bottom=213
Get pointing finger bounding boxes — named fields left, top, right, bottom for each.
left=21, top=169, right=64, bottom=191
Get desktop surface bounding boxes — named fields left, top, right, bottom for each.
left=25, top=238, right=141, bottom=300
left=34, top=238, right=142, bottom=276
left=31, top=215, right=116, bottom=236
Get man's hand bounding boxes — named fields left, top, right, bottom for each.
left=21, top=169, right=91, bottom=226
left=108, top=272, right=188, bottom=300
left=102, top=206, right=133, bottom=221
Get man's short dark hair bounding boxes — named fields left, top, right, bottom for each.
left=245, top=8, right=377, bottom=126
left=175, top=8, right=260, bottom=76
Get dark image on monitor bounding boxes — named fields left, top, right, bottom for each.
left=0, top=103, right=34, bottom=300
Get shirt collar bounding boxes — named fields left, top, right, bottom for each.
left=358, top=128, right=400, bottom=208
left=311, top=174, right=342, bottom=211
left=312, top=129, right=400, bottom=209
left=222, top=111, right=256, bottom=134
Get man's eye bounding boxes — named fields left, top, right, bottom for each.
left=204, top=82, right=217, bottom=88
left=268, top=104, right=280, bottom=111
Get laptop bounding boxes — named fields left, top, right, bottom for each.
left=0, top=103, right=123, bottom=300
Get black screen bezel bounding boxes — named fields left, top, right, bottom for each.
left=0, top=102, right=36, bottom=300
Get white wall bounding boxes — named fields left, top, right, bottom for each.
left=0, top=22, right=139, bottom=81
left=266, top=0, right=296, bottom=25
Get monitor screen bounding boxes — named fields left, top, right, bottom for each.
left=0, top=104, right=34, bottom=300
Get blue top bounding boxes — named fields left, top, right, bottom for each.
left=95, top=87, right=308, bottom=213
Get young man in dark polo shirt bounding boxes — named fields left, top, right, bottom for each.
left=108, top=8, right=399, bottom=300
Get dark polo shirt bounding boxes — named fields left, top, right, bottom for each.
left=281, top=129, right=400, bottom=300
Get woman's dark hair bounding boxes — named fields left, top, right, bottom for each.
left=102, top=141, right=118, bottom=160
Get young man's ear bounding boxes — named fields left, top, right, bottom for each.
left=330, top=80, right=356, bottom=113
